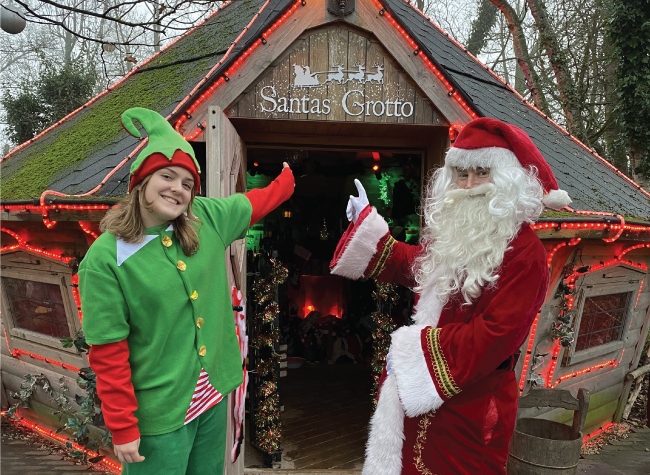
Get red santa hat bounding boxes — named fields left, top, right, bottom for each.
left=445, top=118, right=571, bottom=210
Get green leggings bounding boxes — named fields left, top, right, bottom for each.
left=123, top=401, right=227, bottom=475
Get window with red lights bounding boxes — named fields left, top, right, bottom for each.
left=575, top=292, right=631, bottom=352
left=2, top=277, right=70, bottom=339
left=564, top=265, right=646, bottom=366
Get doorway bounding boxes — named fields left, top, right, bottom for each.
left=243, top=146, right=422, bottom=469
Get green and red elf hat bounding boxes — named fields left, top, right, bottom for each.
left=121, top=107, right=201, bottom=193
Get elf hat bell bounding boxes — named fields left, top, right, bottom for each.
left=121, top=107, right=201, bottom=193
left=445, top=118, right=571, bottom=210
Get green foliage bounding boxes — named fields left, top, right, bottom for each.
left=2, top=61, right=96, bottom=146
left=608, top=0, right=650, bottom=176
left=4, top=332, right=111, bottom=466
left=1, top=89, right=48, bottom=145
left=39, top=62, right=97, bottom=128
left=60, top=330, right=91, bottom=354
left=466, top=0, right=499, bottom=56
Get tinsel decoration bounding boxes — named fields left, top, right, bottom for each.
left=251, top=258, right=288, bottom=455
left=370, top=281, right=399, bottom=410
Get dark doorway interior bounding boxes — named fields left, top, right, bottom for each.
left=245, top=147, right=421, bottom=469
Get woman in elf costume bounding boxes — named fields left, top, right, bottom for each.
left=79, top=107, right=294, bottom=474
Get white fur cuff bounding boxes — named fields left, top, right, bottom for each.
left=391, top=325, right=444, bottom=417
left=330, top=207, right=389, bottom=280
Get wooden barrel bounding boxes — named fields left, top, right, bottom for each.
left=507, top=418, right=582, bottom=475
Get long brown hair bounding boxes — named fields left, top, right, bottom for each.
left=100, top=175, right=202, bottom=256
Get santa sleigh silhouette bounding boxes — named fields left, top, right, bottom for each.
left=292, top=63, right=384, bottom=88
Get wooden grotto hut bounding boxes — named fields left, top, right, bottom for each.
left=2, top=0, right=650, bottom=472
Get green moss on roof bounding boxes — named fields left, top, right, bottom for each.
left=1, top=71, right=188, bottom=201
left=0, top=0, right=266, bottom=202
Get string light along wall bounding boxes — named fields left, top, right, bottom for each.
left=174, top=0, right=303, bottom=139
left=1, top=0, right=241, bottom=162
left=517, top=237, right=649, bottom=391
left=0, top=409, right=121, bottom=473
left=399, top=0, right=650, bottom=204
left=370, top=0, right=478, bottom=126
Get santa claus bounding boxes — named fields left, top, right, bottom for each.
left=329, top=118, right=571, bottom=475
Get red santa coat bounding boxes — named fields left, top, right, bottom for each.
left=330, top=206, right=548, bottom=475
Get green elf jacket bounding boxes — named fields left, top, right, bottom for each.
left=79, top=194, right=251, bottom=436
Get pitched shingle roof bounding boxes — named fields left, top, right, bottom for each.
left=1, top=0, right=288, bottom=201
left=3, top=0, right=649, bottom=219
left=382, top=0, right=650, bottom=218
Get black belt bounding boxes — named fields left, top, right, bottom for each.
left=497, top=352, right=520, bottom=371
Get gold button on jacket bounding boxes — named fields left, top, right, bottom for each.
left=199, top=345, right=207, bottom=357
left=162, top=236, right=172, bottom=247
left=190, top=291, right=198, bottom=300
left=177, top=260, right=187, bottom=271
left=196, top=318, right=204, bottom=328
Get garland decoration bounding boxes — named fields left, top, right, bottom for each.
left=370, top=281, right=399, bottom=409
left=551, top=273, right=577, bottom=349
left=250, top=258, right=288, bottom=455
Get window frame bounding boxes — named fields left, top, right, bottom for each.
left=0, top=254, right=84, bottom=367
left=567, top=279, right=639, bottom=365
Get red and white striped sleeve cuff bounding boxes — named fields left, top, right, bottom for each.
left=330, top=206, right=392, bottom=279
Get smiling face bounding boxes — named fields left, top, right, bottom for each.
left=455, top=167, right=491, bottom=189
left=140, top=166, right=195, bottom=228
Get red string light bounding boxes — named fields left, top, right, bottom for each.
left=547, top=238, right=581, bottom=269
left=518, top=313, right=539, bottom=394
left=372, top=0, right=478, bottom=120
left=174, top=0, right=301, bottom=139
left=603, top=215, right=626, bottom=242
left=545, top=257, right=646, bottom=388
left=635, top=279, right=645, bottom=309
left=78, top=221, right=99, bottom=241
left=10, top=349, right=81, bottom=373
left=583, top=422, right=617, bottom=442
left=71, top=274, right=83, bottom=322
left=551, top=360, right=618, bottom=388
left=531, top=220, right=650, bottom=237
left=1, top=227, right=72, bottom=263
left=393, top=0, right=650, bottom=202
left=4, top=408, right=121, bottom=472
left=2, top=0, right=239, bottom=163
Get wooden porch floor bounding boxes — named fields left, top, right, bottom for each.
left=279, top=363, right=373, bottom=470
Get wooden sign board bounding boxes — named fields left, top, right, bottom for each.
left=228, top=26, right=445, bottom=125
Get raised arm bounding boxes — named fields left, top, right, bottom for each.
left=245, top=164, right=294, bottom=226
left=330, top=179, right=420, bottom=288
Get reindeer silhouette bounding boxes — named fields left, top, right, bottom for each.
left=365, top=63, right=384, bottom=84
left=325, top=65, right=345, bottom=85
left=345, top=63, right=366, bottom=84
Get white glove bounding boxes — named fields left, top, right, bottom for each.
left=385, top=345, right=393, bottom=376
left=346, top=179, right=369, bottom=223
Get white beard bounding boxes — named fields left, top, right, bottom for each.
left=415, top=183, right=519, bottom=312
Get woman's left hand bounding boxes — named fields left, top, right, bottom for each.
left=283, top=162, right=290, bottom=169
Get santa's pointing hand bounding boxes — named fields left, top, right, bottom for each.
left=346, top=179, right=369, bottom=223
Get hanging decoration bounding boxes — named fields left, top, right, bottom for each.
left=320, top=218, right=328, bottom=240
left=250, top=258, right=288, bottom=455
left=370, top=281, right=399, bottom=409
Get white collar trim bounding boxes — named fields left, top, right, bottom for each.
left=116, top=224, right=174, bottom=266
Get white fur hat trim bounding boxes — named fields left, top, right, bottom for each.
left=542, top=189, right=572, bottom=210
